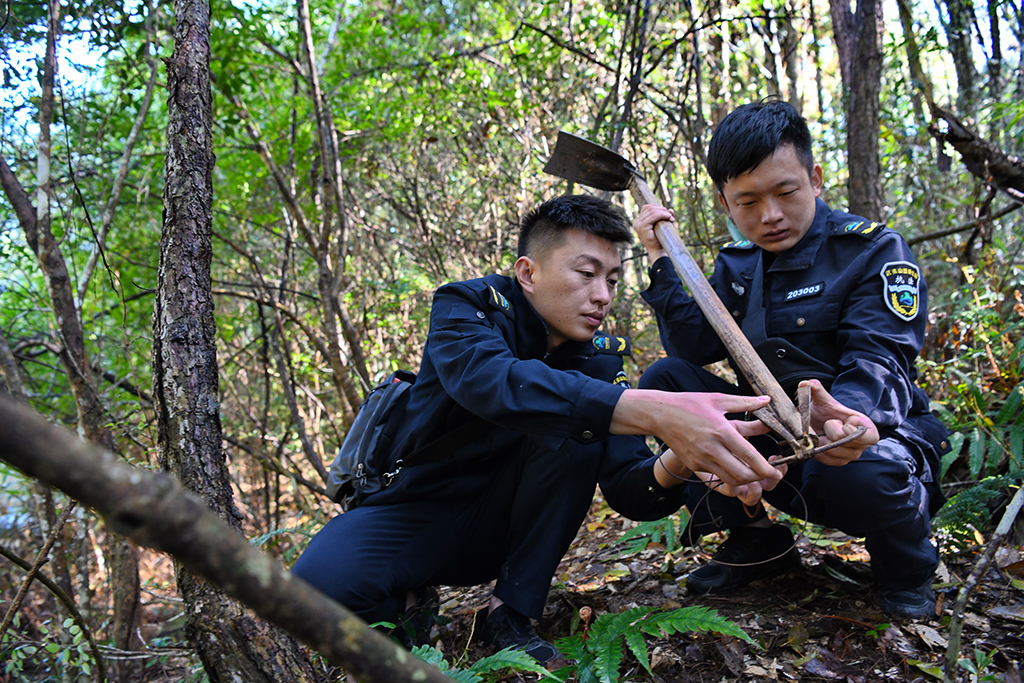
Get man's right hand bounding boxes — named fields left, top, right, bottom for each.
left=632, top=204, right=674, bottom=262
left=611, top=388, right=781, bottom=487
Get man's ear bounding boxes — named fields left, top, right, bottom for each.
left=717, top=190, right=730, bottom=214
left=810, top=164, right=824, bottom=197
left=514, top=255, right=537, bottom=295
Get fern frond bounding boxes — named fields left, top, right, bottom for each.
left=642, top=605, right=753, bottom=644
left=623, top=628, right=652, bottom=676
left=468, top=647, right=553, bottom=677
left=593, top=635, right=625, bottom=683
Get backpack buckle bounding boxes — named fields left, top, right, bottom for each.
left=382, top=459, right=404, bottom=487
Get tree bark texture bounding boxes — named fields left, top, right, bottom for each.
left=0, top=395, right=457, bottom=683
left=938, top=0, right=977, bottom=114
left=155, top=1, right=322, bottom=679
left=829, top=0, right=885, bottom=221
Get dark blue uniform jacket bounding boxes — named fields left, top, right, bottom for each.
left=365, top=273, right=686, bottom=519
left=641, top=198, right=948, bottom=487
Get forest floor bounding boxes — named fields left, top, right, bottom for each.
left=426, top=496, right=1024, bottom=683
left=65, top=495, right=1024, bottom=683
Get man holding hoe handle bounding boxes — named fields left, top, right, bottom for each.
left=633, top=100, right=950, bottom=619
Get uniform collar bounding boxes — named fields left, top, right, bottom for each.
left=764, top=197, right=831, bottom=273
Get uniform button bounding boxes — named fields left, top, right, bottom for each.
left=941, top=440, right=949, bottom=450
left=476, top=310, right=486, bottom=319
left=733, top=310, right=741, bottom=317
left=581, top=430, right=594, bottom=440
left=776, top=348, right=786, bottom=358
left=796, top=318, right=806, bottom=327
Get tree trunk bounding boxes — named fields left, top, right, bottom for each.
left=937, top=0, right=978, bottom=115
left=830, top=0, right=886, bottom=221
left=154, top=0, right=322, bottom=679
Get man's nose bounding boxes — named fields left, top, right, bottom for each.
left=593, top=280, right=612, bottom=303
left=761, top=198, right=784, bottom=223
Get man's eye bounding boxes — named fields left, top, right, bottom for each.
left=579, top=271, right=595, bottom=278
left=608, top=279, right=619, bottom=289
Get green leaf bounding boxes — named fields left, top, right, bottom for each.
left=644, top=605, right=754, bottom=645
left=942, top=432, right=965, bottom=478
left=968, top=427, right=986, bottom=479
left=593, top=635, right=625, bottom=683
left=1008, top=426, right=1023, bottom=468
left=994, top=383, right=1024, bottom=425
left=623, top=627, right=652, bottom=675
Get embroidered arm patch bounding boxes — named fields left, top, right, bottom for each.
left=593, top=334, right=631, bottom=355
left=880, top=261, right=920, bottom=321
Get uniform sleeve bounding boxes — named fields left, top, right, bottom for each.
left=426, top=283, right=625, bottom=445
left=597, top=435, right=689, bottom=521
left=639, top=256, right=729, bottom=364
left=829, top=233, right=927, bottom=428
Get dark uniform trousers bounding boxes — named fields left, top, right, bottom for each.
left=292, top=434, right=603, bottom=624
left=639, top=357, right=939, bottom=590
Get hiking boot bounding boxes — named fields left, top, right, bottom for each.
left=479, top=604, right=567, bottom=668
left=392, top=586, right=439, bottom=649
left=878, top=581, right=937, bottom=619
left=685, top=524, right=801, bottom=595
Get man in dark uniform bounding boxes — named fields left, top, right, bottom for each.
left=632, top=100, right=949, bottom=619
left=292, top=194, right=872, bottom=663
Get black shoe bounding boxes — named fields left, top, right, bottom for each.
left=392, top=586, right=439, bottom=649
left=686, top=524, right=800, bottom=595
left=479, top=604, right=566, bottom=668
left=879, top=581, right=937, bottom=619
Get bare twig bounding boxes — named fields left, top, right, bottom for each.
left=943, top=483, right=1024, bottom=682
left=0, top=508, right=108, bottom=683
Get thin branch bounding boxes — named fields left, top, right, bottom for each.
left=0, top=394, right=455, bottom=683
left=943, top=484, right=1024, bottom=682
left=0, top=508, right=108, bottom=683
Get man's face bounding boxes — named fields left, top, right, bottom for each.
left=718, top=144, right=823, bottom=253
left=515, top=228, right=621, bottom=352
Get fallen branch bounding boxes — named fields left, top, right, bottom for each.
left=942, top=483, right=1024, bottom=682
left=0, top=394, right=454, bottom=683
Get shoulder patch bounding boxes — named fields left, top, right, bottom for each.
left=721, top=239, right=757, bottom=250
left=486, top=285, right=513, bottom=318
left=837, top=220, right=885, bottom=239
left=880, top=261, right=920, bottom=321
left=592, top=334, right=631, bottom=356
left=612, top=370, right=631, bottom=389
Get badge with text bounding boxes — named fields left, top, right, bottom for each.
left=880, top=261, right=920, bottom=321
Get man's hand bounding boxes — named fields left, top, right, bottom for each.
left=686, top=456, right=789, bottom=505
left=632, top=204, right=673, bottom=262
left=801, top=379, right=879, bottom=466
left=656, top=448, right=787, bottom=506
left=612, top=389, right=778, bottom=488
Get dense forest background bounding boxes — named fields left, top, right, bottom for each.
left=1, top=0, right=1022, bottom=680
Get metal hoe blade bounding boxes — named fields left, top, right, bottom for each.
left=542, top=131, right=636, bottom=192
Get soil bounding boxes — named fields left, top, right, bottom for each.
left=430, top=498, right=1024, bottom=683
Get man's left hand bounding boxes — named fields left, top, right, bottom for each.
left=801, top=379, right=879, bottom=466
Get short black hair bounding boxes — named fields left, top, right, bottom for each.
left=518, top=194, right=632, bottom=259
left=706, top=99, right=814, bottom=194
